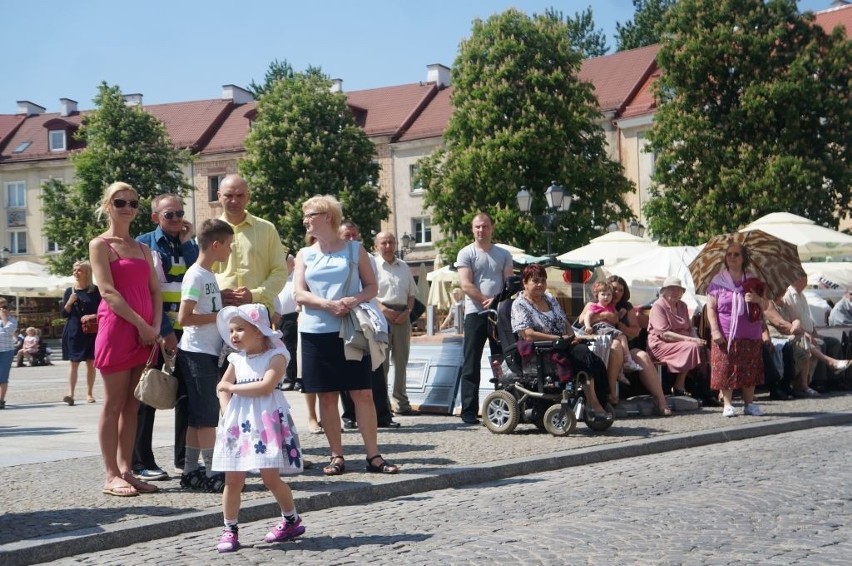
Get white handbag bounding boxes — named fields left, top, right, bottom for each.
left=134, top=343, right=178, bottom=410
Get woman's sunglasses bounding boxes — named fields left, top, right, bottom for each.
left=160, top=210, right=185, bottom=220
left=113, top=199, right=139, bottom=209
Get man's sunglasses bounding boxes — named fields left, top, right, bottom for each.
left=160, top=210, right=185, bottom=220
left=113, top=199, right=139, bottom=209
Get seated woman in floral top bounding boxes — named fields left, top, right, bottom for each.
left=509, top=263, right=611, bottom=419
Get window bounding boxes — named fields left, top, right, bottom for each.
left=208, top=175, right=225, bottom=202
left=409, top=164, right=423, bottom=193
left=5, top=181, right=25, bottom=208
left=49, top=130, right=66, bottom=151
left=13, top=141, right=31, bottom=153
left=45, top=239, right=61, bottom=253
left=412, top=217, right=432, bottom=244
left=10, top=231, right=27, bottom=254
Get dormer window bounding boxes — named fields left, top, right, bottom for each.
left=49, top=130, right=66, bottom=151
left=13, top=141, right=31, bottom=154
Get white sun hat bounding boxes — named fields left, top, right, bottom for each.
left=216, top=303, right=283, bottom=346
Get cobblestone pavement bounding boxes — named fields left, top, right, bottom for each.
left=1, top=361, right=851, bottom=564
left=39, top=425, right=852, bottom=565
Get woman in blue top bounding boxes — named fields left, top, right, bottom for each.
left=293, top=195, right=398, bottom=477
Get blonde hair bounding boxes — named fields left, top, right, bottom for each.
left=451, top=287, right=463, bottom=301
left=25, top=326, right=38, bottom=336
left=96, top=182, right=138, bottom=222
left=72, top=259, right=96, bottom=292
left=302, top=195, right=343, bottom=244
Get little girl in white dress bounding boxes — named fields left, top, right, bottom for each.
left=212, top=303, right=305, bottom=553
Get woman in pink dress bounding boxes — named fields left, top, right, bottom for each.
left=706, top=240, right=766, bottom=418
left=90, top=182, right=162, bottom=497
left=648, top=277, right=707, bottom=397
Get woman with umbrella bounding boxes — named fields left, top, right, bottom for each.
left=705, top=239, right=768, bottom=417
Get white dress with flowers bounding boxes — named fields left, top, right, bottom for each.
left=212, top=347, right=303, bottom=474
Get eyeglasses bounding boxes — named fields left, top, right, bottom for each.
left=303, top=212, right=325, bottom=220
left=160, top=210, right=185, bottom=220
left=113, top=199, right=139, bottom=209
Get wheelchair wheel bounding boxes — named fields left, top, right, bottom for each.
left=482, top=390, right=519, bottom=434
left=543, top=404, right=576, bottom=436
left=583, top=402, right=615, bottom=432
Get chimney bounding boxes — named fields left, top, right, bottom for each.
left=60, top=98, right=78, bottom=117
left=426, top=64, right=450, bottom=88
left=123, top=93, right=143, bottom=107
left=16, top=100, right=46, bottom=116
left=222, top=84, right=254, bottom=104
left=330, top=79, right=343, bottom=93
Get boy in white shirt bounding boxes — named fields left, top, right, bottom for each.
left=176, top=219, right=234, bottom=491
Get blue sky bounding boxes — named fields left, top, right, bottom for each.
left=2, top=0, right=831, bottom=114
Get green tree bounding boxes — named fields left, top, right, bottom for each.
left=615, top=0, right=676, bottom=51
left=544, top=6, right=609, bottom=58
left=42, top=82, right=191, bottom=274
left=239, top=69, right=387, bottom=251
left=420, top=9, right=634, bottom=260
left=247, top=58, right=325, bottom=98
left=644, top=0, right=851, bottom=244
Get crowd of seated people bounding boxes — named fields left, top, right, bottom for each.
left=504, top=268, right=851, bottom=417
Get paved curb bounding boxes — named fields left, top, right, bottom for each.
left=4, top=411, right=851, bottom=565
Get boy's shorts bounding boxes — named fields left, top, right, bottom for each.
left=176, top=350, right=221, bottom=428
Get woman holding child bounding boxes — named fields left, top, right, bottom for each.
left=90, top=182, right=162, bottom=497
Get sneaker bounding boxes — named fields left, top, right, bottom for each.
left=0, top=400, right=5, bottom=409
left=624, top=359, right=643, bottom=373
left=342, top=418, right=357, bottom=430
left=722, top=405, right=736, bottom=417
left=832, top=359, right=851, bottom=373
left=743, top=403, right=764, bottom=417
left=180, top=469, right=208, bottom=490
left=134, top=467, right=169, bottom=481
left=264, top=517, right=305, bottom=543
left=216, top=528, right=240, bottom=553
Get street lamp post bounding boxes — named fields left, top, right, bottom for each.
left=516, top=181, right=575, bottom=256
left=399, top=232, right=413, bottom=260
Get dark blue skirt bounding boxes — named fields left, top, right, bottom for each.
left=300, top=332, right=371, bottom=393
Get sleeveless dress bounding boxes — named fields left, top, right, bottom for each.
left=94, top=240, right=153, bottom=374
left=212, top=347, right=303, bottom=474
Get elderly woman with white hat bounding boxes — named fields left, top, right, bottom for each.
left=647, top=277, right=707, bottom=397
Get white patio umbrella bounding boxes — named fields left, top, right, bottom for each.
left=740, top=212, right=852, bottom=261
left=0, top=260, right=72, bottom=313
left=426, top=266, right=459, bottom=309
left=557, top=231, right=660, bottom=266
left=607, top=246, right=703, bottom=313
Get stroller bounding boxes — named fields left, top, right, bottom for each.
left=480, top=272, right=614, bottom=436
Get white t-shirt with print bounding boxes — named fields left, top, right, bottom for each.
left=178, top=263, right=223, bottom=355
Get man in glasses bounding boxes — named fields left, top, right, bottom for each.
left=134, top=193, right=199, bottom=480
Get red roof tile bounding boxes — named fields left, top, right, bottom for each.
left=345, top=83, right=439, bottom=137
left=396, top=87, right=453, bottom=142
left=0, top=111, right=84, bottom=162
left=620, top=66, right=661, bottom=120
left=814, top=4, right=852, bottom=33
left=0, top=115, right=26, bottom=150
left=1, top=99, right=233, bottom=162
left=578, top=44, right=660, bottom=113
left=145, top=99, right=233, bottom=150
left=199, top=102, right=256, bottom=155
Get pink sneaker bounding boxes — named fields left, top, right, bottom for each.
left=216, top=529, right=239, bottom=553
left=264, top=517, right=305, bottom=543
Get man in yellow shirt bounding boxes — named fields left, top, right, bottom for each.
left=213, top=174, right=287, bottom=313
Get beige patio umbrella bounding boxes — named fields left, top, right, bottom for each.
left=740, top=212, right=852, bottom=261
